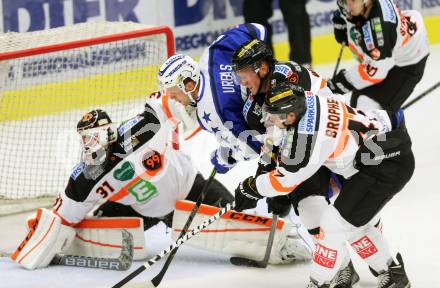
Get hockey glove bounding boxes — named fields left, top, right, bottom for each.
left=332, top=10, right=348, bottom=45
left=256, top=145, right=279, bottom=177
left=266, top=195, right=292, bottom=217
left=210, top=146, right=237, bottom=174
left=234, top=176, right=263, bottom=212
left=327, top=69, right=355, bottom=95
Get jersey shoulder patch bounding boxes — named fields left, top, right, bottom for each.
left=297, top=94, right=318, bottom=135
left=70, top=162, right=85, bottom=180
left=378, top=0, right=397, bottom=23
left=118, top=115, right=144, bottom=136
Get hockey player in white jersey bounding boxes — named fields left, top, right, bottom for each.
left=233, top=82, right=414, bottom=288
left=11, top=95, right=310, bottom=270
left=231, top=37, right=344, bottom=245
left=10, top=103, right=232, bottom=269
left=328, top=0, right=429, bottom=112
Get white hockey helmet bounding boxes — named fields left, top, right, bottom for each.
left=157, top=54, right=200, bottom=99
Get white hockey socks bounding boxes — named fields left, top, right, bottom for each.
left=310, top=206, right=353, bottom=285
left=348, top=218, right=392, bottom=273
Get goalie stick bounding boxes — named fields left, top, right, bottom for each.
left=229, top=214, right=278, bottom=268
left=1, top=229, right=133, bottom=271
left=112, top=201, right=235, bottom=288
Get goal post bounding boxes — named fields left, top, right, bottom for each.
left=0, top=22, right=175, bottom=214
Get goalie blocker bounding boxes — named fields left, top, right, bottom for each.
left=172, top=200, right=312, bottom=264
left=12, top=208, right=147, bottom=270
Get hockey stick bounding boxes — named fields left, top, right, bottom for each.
left=112, top=201, right=235, bottom=288
left=332, top=45, right=345, bottom=79
left=402, top=81, right=440, bottom=110
left=229, top=214, right=278, bottom=268
left=147, top=168, right=217, bottom=287
left=1, top=229, right=134, bottom=271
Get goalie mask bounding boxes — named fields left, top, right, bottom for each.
left=263, top=82, right=306, bottom=128
left=157, top=54, right=200, bottom=102
left=77, top=109, right=117, bottom=165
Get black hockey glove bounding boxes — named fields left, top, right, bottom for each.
left=234, top=176, right=263, bottom=212
left=327, top=69, right=355, bottom=95
left=332, top=10, right=348, bottom=45
left=256, top=145, right=280, bottom=177
left=266, top=195, right=292, bottom=217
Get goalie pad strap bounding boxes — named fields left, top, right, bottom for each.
left=74, top=218, right=142, bottom=229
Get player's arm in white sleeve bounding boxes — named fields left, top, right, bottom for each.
left=148, top=94, right=201, bottom=141
left=256, top=131, right=332, bottom=198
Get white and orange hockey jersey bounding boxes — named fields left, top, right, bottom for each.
left=256, top=93, right=393, bottom=197
left=343, top=0, right=429, bottom=89
left=53, top=96, right=198, bottom=225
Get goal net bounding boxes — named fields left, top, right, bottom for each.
left=0, top=22, right=174, bottom=214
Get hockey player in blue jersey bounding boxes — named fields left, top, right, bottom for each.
left=157, top=24, right=331, bottom=176
left=157, top=23, right=269, bottom=174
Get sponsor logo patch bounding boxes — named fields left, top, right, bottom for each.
left=313, top=244, right=338, bottom=268
left=288, top=72, right=299, bottom=84
left=142, top=150, right=162, bottom=172
left=113, top=161, right=135, bottom=181
left=362, top=22, right=375, bottom=51
left=118, top=116, right=142, bottom=135
left=242, top=96, right=254, bottom=118
left=351, top=236, right=378, bottom=259
left=298, top=95, right=317, bottom=135
left=274, top=64, right=291, bottom=77
left=128, top=179, right=158, bottom=203
left=70, top=162, right=85, bottom=180
left=379, top=0, right=397, bottom=23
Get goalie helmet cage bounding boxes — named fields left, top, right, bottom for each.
left=0, top=22, right=174, bottom=215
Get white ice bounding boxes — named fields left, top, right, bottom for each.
left=1, top=44, right=439, bottom=288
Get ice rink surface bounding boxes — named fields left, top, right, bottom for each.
left=1, top=45, right=439, bottom=288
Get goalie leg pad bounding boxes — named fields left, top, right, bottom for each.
left=172, top=200, right=312, bottom=265
left=62, top=217, right=147, bottom=260
left=12, top=208, right=76, bottom=269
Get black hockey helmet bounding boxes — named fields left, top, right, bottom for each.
left=231, top=39, right=275, bottom=73
left=77, top=109, right=112, bottom=131
left=264, top=82, right=307, bottom=119
left=77, top=109, right=116, bottom=165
